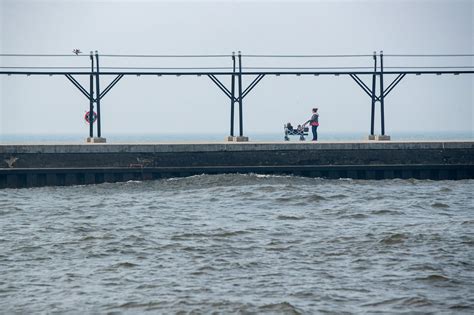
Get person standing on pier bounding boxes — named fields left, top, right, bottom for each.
left=303, top=108, right=319, bottom=141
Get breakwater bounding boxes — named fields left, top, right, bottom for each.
left=1, top=141, right=473, bottom=188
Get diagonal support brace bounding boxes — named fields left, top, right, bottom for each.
left=383, top=73, right=406, bottom=98
left=208, top=74, right=235, bottom=101
left=65, top=74, right=90, bottom=100
left=98, top=74, right=124, bottom=101
left=349, top=74, right=373, bottom=99
left=241, top=74, right=265, bottom=100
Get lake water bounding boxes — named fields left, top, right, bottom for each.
left=1, top=174, right=473, bottom=313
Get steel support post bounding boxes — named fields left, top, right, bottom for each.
left=238, top=51, right=243, bottom=137
left=370, top=51, right=377, bottom=136
left=379, top=51, right=385, bottom=135
left=95, top=51, right=102, bottom=138
left=89, top=52, right=94, bottom=138
left=230, top=52, right=236, bottom=137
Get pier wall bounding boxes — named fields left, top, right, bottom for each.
left=1, top=141, right=473, bottom=188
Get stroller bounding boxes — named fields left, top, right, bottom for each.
left=284, top=122, right=309, bottom=141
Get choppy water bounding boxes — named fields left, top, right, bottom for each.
left=1, top=174, right=473, bottom=314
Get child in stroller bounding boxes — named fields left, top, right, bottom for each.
left=284, top=122, right=309, bottom=141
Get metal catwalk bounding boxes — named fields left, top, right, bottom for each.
left=1, top=51, right=473, bottom=139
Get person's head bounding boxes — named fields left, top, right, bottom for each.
left=312, top=108, right=318, bottom=113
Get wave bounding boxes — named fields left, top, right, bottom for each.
left=125, top=180, right=142, bottom=184
left=113, top=301, right=162, bottom=310
left=171, top=229, right=249, bottom=240
left=338, top=213, right=369, bottom=219
left=254, top=174, right=295, bottom=179
left=363, top=296, right=433, bottom=307
left=438, top=187, right=452, bottom=192
left=431, top=202, right=450, bottom=209
left=276, top=215, right=305, bottom=220
left=276, top=194, right=326, bottom=204
left=302, top=194, right=327, bottom=202
left=408, top=263, right=442, bottom=272
left=254, top=185, right=278, bottom=193
left=400, top=296, right=433, bottom=307
left=416, top=274, right=451, bottom=282
left=160, top=173, right=326, bottom=192
left=449, top=304, right=474, bottom=310
left=371, top=209, right=404, bottom=215
left=112, top=262, right=138, bottom=269
left=79, top=233, right=115, bottom=242
left=328, top=193, right=348, bottom=199
left=379, top=233, right=408, bottom=245
left=258, top=301, right=302, bottom=314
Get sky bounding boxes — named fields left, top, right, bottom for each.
left=0, top=0, right=473, bottom=138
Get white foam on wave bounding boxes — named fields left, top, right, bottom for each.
left=166, top=174, right=207, bottom=181
left=253, top=173, right=294, bottom=179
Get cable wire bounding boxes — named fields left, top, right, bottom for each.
left=100, top=54, right=232, bottom=58
left=384, top=66, right=474, bottom=69
left=0, top=54, right=89, bottom=57
left=243, top=54, right=373, bottom=58
left=384, top=54, right=474, bottom=57
left=2, top=53, right=472, bottom=58
left=0, top=66, right=91, bottom=69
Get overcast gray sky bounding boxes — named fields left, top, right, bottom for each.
left=0, top=0, right=473, bottom=137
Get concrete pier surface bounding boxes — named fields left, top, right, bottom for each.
left=1, top=140, right=473, bottom=188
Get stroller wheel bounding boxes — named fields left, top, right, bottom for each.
left=300, top=136, right=305, bottom=141
left=284, top=136, right=289, bottom=141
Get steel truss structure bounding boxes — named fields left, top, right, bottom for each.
left=1, top=51, right=473, bottom=139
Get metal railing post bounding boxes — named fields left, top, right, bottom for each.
left=231, top=52, right=236, bottom=137
left=379, top=50, right=385, bottom=136
left=238, top=51, right=243, bottom=137
left=370, top=51, right=377, bottom=136
left=89, top=51, right=94, bottom=138
left=95, top=50, right=102, bottom=138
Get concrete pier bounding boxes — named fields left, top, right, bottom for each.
left=1, top=141, right=473, bottom=188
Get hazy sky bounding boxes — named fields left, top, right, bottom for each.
left=0, top=0, right=473, bottom=137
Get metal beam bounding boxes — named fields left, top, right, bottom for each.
left=2, top=70, right=474, bottom=76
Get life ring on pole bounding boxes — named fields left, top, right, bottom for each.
left=84, top=111, right=97, bottom=124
